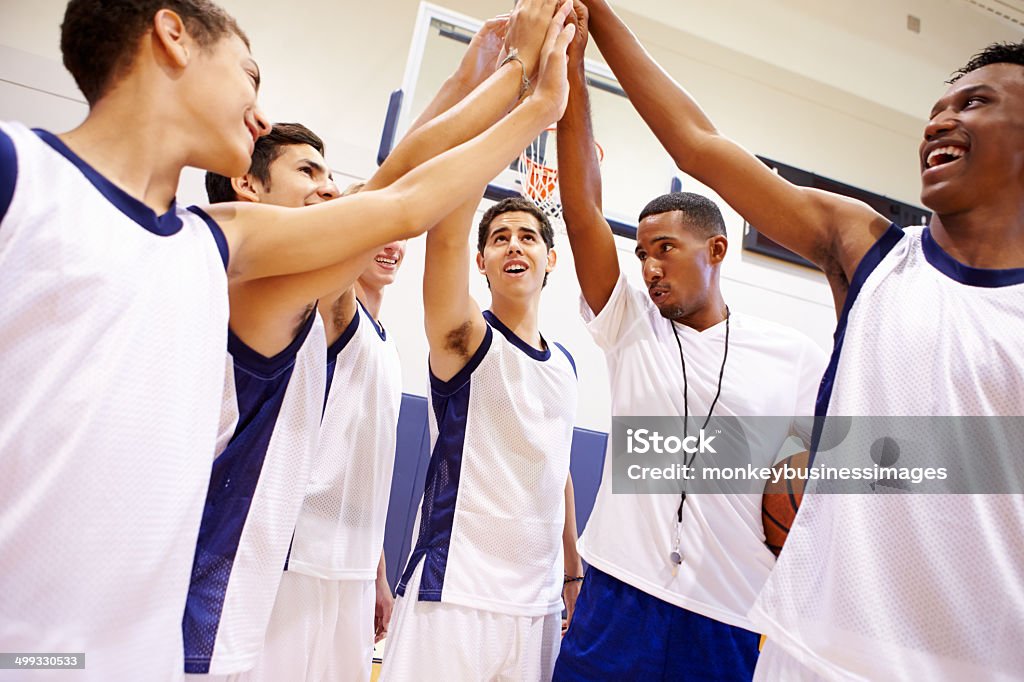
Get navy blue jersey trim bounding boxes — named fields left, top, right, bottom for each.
left=357, top=298, right=387, bottom=340
left=324, top=308, right=360, bottom=406
left=0, top=128, right=16, bottom=224
left=555, top=342, right=577, bottom=377
left=483, top=309, right=551, bottom=361
left=183, top=346, right=302, bottom=671
left=428, top=325, right=493, bottom=397
left=33, top=129, right=184, bottom=236
left=188, top=205, right=229, bottom=269
left=922, top=227, right=1024, bottom=287
left=811, top=223, right=905, bottom=458
left=228, top=306, right=317, bottom=378
left=327, top=305, right=361, bottom=363
left=396, top=377, right=472, bottom=601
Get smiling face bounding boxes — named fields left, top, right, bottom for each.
left=920, top=62, right=1024, bottom=216
left=635, top=211, right=726, bottom=320
left=476, top=211, right=556, bottom=297
left=358, top=241, right=407, bottom=291
left=185, top=33, right=271, bottom=178
left=247, top=143, right=338, bottom=208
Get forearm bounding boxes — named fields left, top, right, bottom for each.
left=562, top=474, right=583, bottom=576
left=392, top=95, right=556, bottom=235
left=558, top=63, right=603, bottom=223
left=366, top=63, right=522, bottom=192
left=585, top=0, right=717, bottom=168
left=377, top=551, right=388, bottom=582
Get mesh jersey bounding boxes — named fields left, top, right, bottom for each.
left=287, top=301, right=403, bottom=579
left=183, top=312, right=326, bottom=675
left=0, top=122, right=229, bottom=680
left=749, top=225, right=1024, bottom=681
left=577, top=273, right=827, bottom=631
left=397, top=311, right=578, bottom=617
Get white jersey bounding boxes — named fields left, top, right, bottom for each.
left=287, top=301, right=403, bottom=579
left=0, top=122, right=228, bottom=680
left=749, top=225, right=1024, bottom=681
left=578, top=273, right=827, bottom=631
left=182, top=312, right=326, bottom=675
left=396, top=311, right=578, bottom=617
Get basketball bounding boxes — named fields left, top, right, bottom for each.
left=762, top=450, right=810, bottom=556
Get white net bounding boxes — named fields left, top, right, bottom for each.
left=515, top=127, right=603, bottom=231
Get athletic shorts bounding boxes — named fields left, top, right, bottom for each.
left=380, top=561, right=561, bottom=681
left=241, top=571, right=375, bottom=682
left=553, top=567, right=760, bottom=681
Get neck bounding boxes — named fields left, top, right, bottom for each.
left=929, top=209, right=1024, bottom=269
left=354, top=280, right=384, bottom=320
left=673, top=288, right=728, bottom=332
left=489, top=293, right=543, bottom=350
left=58, top=88, right=190, bottom=214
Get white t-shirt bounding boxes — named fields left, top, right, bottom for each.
left=578, top=273, right=827, bottom=631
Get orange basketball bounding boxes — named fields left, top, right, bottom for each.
left=762, top=450, right=810, bottom=556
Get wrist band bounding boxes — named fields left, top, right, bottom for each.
left=563, top=575, right=584, bottom=585
left=499, top=48, right=532, bottom=100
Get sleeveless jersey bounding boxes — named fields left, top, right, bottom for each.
left=0, top=122, right=229, bottom=680
left=287, top=301, right=403, bottom=579
left=183, top=312, right=326, bottom=675
left=749, top=225, right=1024, bottom=681
left=397, top=311, right=578, bottom=617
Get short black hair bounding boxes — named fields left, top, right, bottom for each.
left=61, top=0, right=247, bottom=106
left=477, top=197, right=555, bottom=287
left=477, top=197, right=555, bottom=253
left=950, top=41, right=1024, bottom=83
left=205, top=122, right=325, bottom=203
left=638, top=192, right=727, bottom=239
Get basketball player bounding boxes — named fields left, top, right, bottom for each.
left=551, top=6, right=827, bottom=680
left=0, top=0, right=576, bottom=678
left=240, top=12, right=570, bottom=680
left=379, top=190, right=582, bottom=680
left=578, top=2, right=1024, bottom=678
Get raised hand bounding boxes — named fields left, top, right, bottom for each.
left=457, top=15, right=510, bottom=88
left=567, top=0, right=590, bottom=69
left=527, top=0, right=576, bottom=120
left=504, top=0, right=560, bottom=80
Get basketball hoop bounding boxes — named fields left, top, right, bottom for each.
left=516, top=127, right=604, bottom=227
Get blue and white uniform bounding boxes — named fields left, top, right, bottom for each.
left=183, top=312, right=326, bottom=676
left=381, top=310, right=578, bottom=682
left=251, top=301, right=402, bottom=682
left=750, top=225, right=1024, bottom=682
left=0, top=122, right=229, bottom=681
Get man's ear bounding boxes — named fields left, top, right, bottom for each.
left=476, top=251, right=486, bottom=274
left=231, top=175, right=262, bottom=203
left=708, top=235, right=728, bottom=264
left=152, top=9, right=192, bottom=69
left=545, top=246, right=558, bottom=273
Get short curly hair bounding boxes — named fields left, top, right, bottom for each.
left=61, top=0, right=247, bottom=105
left=949, top=41, right=1024, bottom=83
left=639, top=192, right=726, bottom=240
